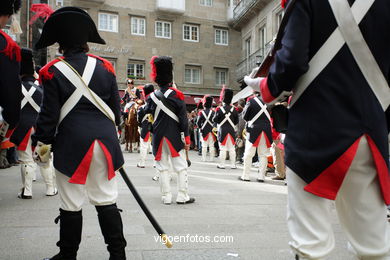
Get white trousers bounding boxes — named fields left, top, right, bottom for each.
left=287, top=136, right=390, bottom=260
left=138, top=137, right=151, bottom=167
left=56, top=141, right=118, bottom=211
left=242, top=132, right=270, bottom=181
left=18, top=135, right=56, bottom=196
left=201, top=133, right=215, bottom=162
left=155, top=139, right=190, bottom=203
left=219, top=136, right=236, bottom=167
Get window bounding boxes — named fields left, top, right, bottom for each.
left=56, top=0, right=63, bottom=7
left=259, top=26, right=266, bottom=57
left=98, top=13, right=118, bottom=32
left=215, top=28, right=228, bottom=45
left=183, top=24, right=199, bottom=42
left=155, top=21, right=171, bottom=39
left=185, top=66, right=201, bottom=84
left=275, top=10, right=284, bottom=32
left=215, top=68, right=228, bottom=86
left=245, top=37, right=251, bottom=58
left=131, top=17, right=145, bottom=36
left=200, top=0, right=212, bottom=6
left=127, top=61, right=145, bottom=80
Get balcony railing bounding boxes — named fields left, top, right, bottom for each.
left=156, top=0, right=185, bottom=14
left=232, top=0, right=272, bottom=28
left=236, top=42, right=273, bottom=80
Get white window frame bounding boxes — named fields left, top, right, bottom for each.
left=258, top=25, right=266, bottom=57
left=155, top=21, right=171, bottom=39
left=56, top=0, right=64, bottom=7
left=215, top=68, right=228, bottom=86
left=200, top=0, right=212, bottom=7
left=184, top=66, right=202, bottom=84
left=127, top=61, right=145, bottom=80
left=245, top=37, right=251, bottom=59
left=183, top=24, right=199, bottom=42
left=215, top=28, right=229, bottom=46
left=275, top=10, right=285, bottom=33
left=131, top=17, right=146, bottom=36
left=98, top=12, right=119, bottom=33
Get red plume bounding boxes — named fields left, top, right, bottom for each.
left=281, top=0, right=287, bottom=8
left=30, top=4, right=54, bottom=25
left=219, top=85, right=226, bottom=103
left=149, top=56, right=158, bottom=82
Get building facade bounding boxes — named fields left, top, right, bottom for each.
left=28, top=0, right=241, bottom=97
left=228, top=0, right=283, bottom=83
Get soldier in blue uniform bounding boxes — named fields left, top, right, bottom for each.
left=251, top=0, right=390, bottom=258
left=196, top=96, right=216, bottom=162
left=144, top=56, right=195, bottom=205
left=10, top=48, right=57, bottom=199
left=239, top=91, right=272, bottom=182
left=0, top=0, right=22, bottom=145
left=137, top=83, right=154, bottom=168
left=213, top=89, right=239, bottom=169
left=32, top=7, right=126, bottom=260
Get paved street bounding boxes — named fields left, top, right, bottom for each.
left=0, top=148, right=352, bottom=260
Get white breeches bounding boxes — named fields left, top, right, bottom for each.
left=287, top=136, right=390, bottom=260
left=219, top=136, right=236, bottom=167
left=138, top=137, right=151, bottom=167
left=201, top=133, right=216, bottom=162
left=56, top=140, right=118, bottom=211
left=155, top=139, right=190, bottom=203
left=242, top=132, right=270, bottom=180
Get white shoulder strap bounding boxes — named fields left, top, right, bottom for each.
left=150, top=92, right=179, bottom=123
left=328, top=0, right=390, bottom=111
left=201, top=110, right=213, bottom=130
left=290, top=0, right=376, bottom=107
left=248, top=97, right=271, bottom=127
left=54, top=57, right=116, bottom=125
left=21, top=85, right=40, bottom=112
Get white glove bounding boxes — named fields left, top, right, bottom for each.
left=244, top=76, right=264, bottom=89
left=33, top=141, right=52, bottom=164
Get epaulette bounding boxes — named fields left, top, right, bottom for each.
left=0, top=30, right=21, bottom=62
left=168, top=87, right=184, bottom=101
left=39, top=57, right=63, bottom=84
left=87, top=54, right=116, bottom=76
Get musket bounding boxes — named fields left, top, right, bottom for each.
left=118, top=167, right=173, bottom=248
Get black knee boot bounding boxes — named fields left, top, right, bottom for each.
left=44, top=209, right=82, bottom=260
left=96, top=204, right=127, bottom=260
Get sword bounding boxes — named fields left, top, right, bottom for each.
left=118, top=167, right=173, bottom=248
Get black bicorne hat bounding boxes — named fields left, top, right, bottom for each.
left=20, top=48, right=34, bottom=76
left=35, top=7, right=105, bottom=49
left=150, top=56, right=173, bottom=86
left=143, top=83, right=155, bottom=97
left=204, top=96, right=213, bottom=108
left=223, top=88, right=233, bottom=104
left=0, top=0, right=21, bottom=16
